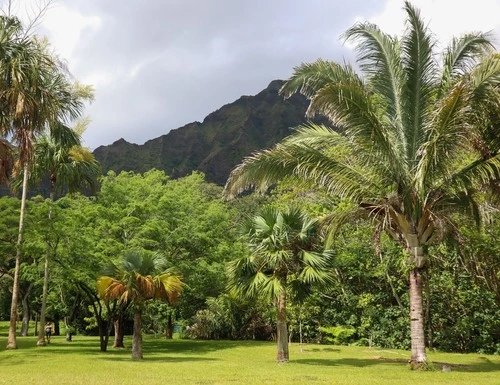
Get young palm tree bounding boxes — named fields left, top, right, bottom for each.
left=225, top=2, right=500, bottom=366
left=97, top=251, right=184, bottom=360
left=228, top=207, right=333, bottom=362
left=0, top=15, right=89, bottom=349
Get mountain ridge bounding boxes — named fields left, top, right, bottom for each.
left=93, top=80, right=314, bottom=185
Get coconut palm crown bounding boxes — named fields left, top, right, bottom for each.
left=225, top=2, right=500, bottom=365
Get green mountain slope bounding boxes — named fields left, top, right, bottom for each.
left=93, top=80, right=314, bottom=185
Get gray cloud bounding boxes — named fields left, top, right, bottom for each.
left=33, top=0, right=499, bottom=150
left=35, top=0, right=383, bottom=149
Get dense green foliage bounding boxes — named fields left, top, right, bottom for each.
left=3, top=174, right=498, bottom=355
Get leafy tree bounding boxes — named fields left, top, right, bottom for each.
left=225, top=2, right=500, bottom=366
left=228, top=207, right=333, bottom=362
left=20, top=122, right=99, bottom=346
left=96, top=170, right=243, bottom=324
left=97, top=251, right=184, bottom=360
left=53, top=193, right=118, bottom=349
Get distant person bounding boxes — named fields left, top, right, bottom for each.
left=45, top=322, right=53, bottom=344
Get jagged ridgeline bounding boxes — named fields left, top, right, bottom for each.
left=93, top=80, right=315, bottom=185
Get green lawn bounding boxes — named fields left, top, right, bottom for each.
left=0, top=333, right=499, bottom=385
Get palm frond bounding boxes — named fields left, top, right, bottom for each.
left=225, top=130, right=380, bottom=201
left=342, top=21, right=405, bottom=141
left=320, top=201, right=368, bottom=248
left=440, top=32, right=495, bottom=93
left=308, top=79, right=408, bottom=183
left=468, top=52, right=500, bottom=94
left=445, top=154, right=500, bottom=193
left=96, top=276, right=114, bottom=299
left=280, top=59, right=348, bottom=99
left=401, top=1, right=437, bottom=167
left=415, top=80, right=469, bottom=191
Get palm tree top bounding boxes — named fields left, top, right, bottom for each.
left=97, top=251, right=184, bottom=306
left=225, top=1, right=500, bottom=235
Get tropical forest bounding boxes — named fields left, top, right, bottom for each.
left=0, top=1, right=499, bottom=384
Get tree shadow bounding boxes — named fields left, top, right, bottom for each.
left=101, top=355, right=220, bottom=362
left=141, top=338, right=245, bottom=355
left=302, top=347, right=341, bottom=353
left=296, top=356, right=500, bottom=373
left=433, top=356, right=500, bottom=373
left=295, top=357, right=403, bottom=367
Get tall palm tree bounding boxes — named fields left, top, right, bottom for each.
left=225, top=2, right=500, bottom=366
left=228, top=207, right=333, bottom=362
left=20, top=120, right=100, bottom=346
left=0, top=16, right=89, bottom=349
left=97, top=251, right=184, bottom=360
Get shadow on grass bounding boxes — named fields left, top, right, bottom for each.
left=296, top=356, right=500, bottom=373
left=101, top=355, right=220, bottom=362
left=0, top=336, right=246, bottom=364
left=303, top=347, right=341, bottom=353
left=295, top=358, right=403, bottom=368
left=432, top=356, right=500, bottom=373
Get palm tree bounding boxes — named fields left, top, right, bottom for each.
left=97, top=251, right=184, bottom=360
left=0, top=15, right=89, bottom=349
left=228, top=207, right=333, bottom=362
left=225, top=2, right=500, bottom=366
left=21, top=120, right=99, bottom=346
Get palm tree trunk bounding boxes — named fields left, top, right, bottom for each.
left=113, top=311, right=125, bottom=348
left=409, top=268, right=427, bottom=366
left=165, top=311, right=173, bottom=339
left=132, top=309, right=143, bottom=360
left=276, top=290, right=289, bottom=362
left=37, top=185, right=55, bottom=346
left=6, top=162, right=29, bottom=349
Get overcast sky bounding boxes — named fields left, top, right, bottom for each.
left=7, top=0, right=500, bottom=150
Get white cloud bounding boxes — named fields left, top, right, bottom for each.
left=40, top=4, right=102, bottom=61
left=369, top=0, right=500, bottom=48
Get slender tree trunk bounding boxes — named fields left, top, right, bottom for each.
left=113, top=312, right=125, bottom=348
left=98, top=319, right=109, bottom=352
left=299, top=304, right=303, bottom=353
left=37, top=252, right=50, bottom=345
left=37, top=184, right=55, bottom=346
left=132, top=309, right=143, bottom=360
left=7, top=163, right=29, bottom=349
left=20, top=284, right=33, bottom=336
left=409, top=268, right=427, bottom=366
left=165, top=311, right=173, bottom=339
left=276, top=290, right=289, bottom=362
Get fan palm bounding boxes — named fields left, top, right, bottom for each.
left=0, top=15, right=90, bottom=349
left=97, top=251, right=184, bottom=360
left=225, top=2, right=500, bottom=365
left=228, top=207, right=333, bottom=362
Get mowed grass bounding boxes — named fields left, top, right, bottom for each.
left=0, top=332, right=499, bottom=385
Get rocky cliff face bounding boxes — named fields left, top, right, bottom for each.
left=93, top=80, right=313, bottom=185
